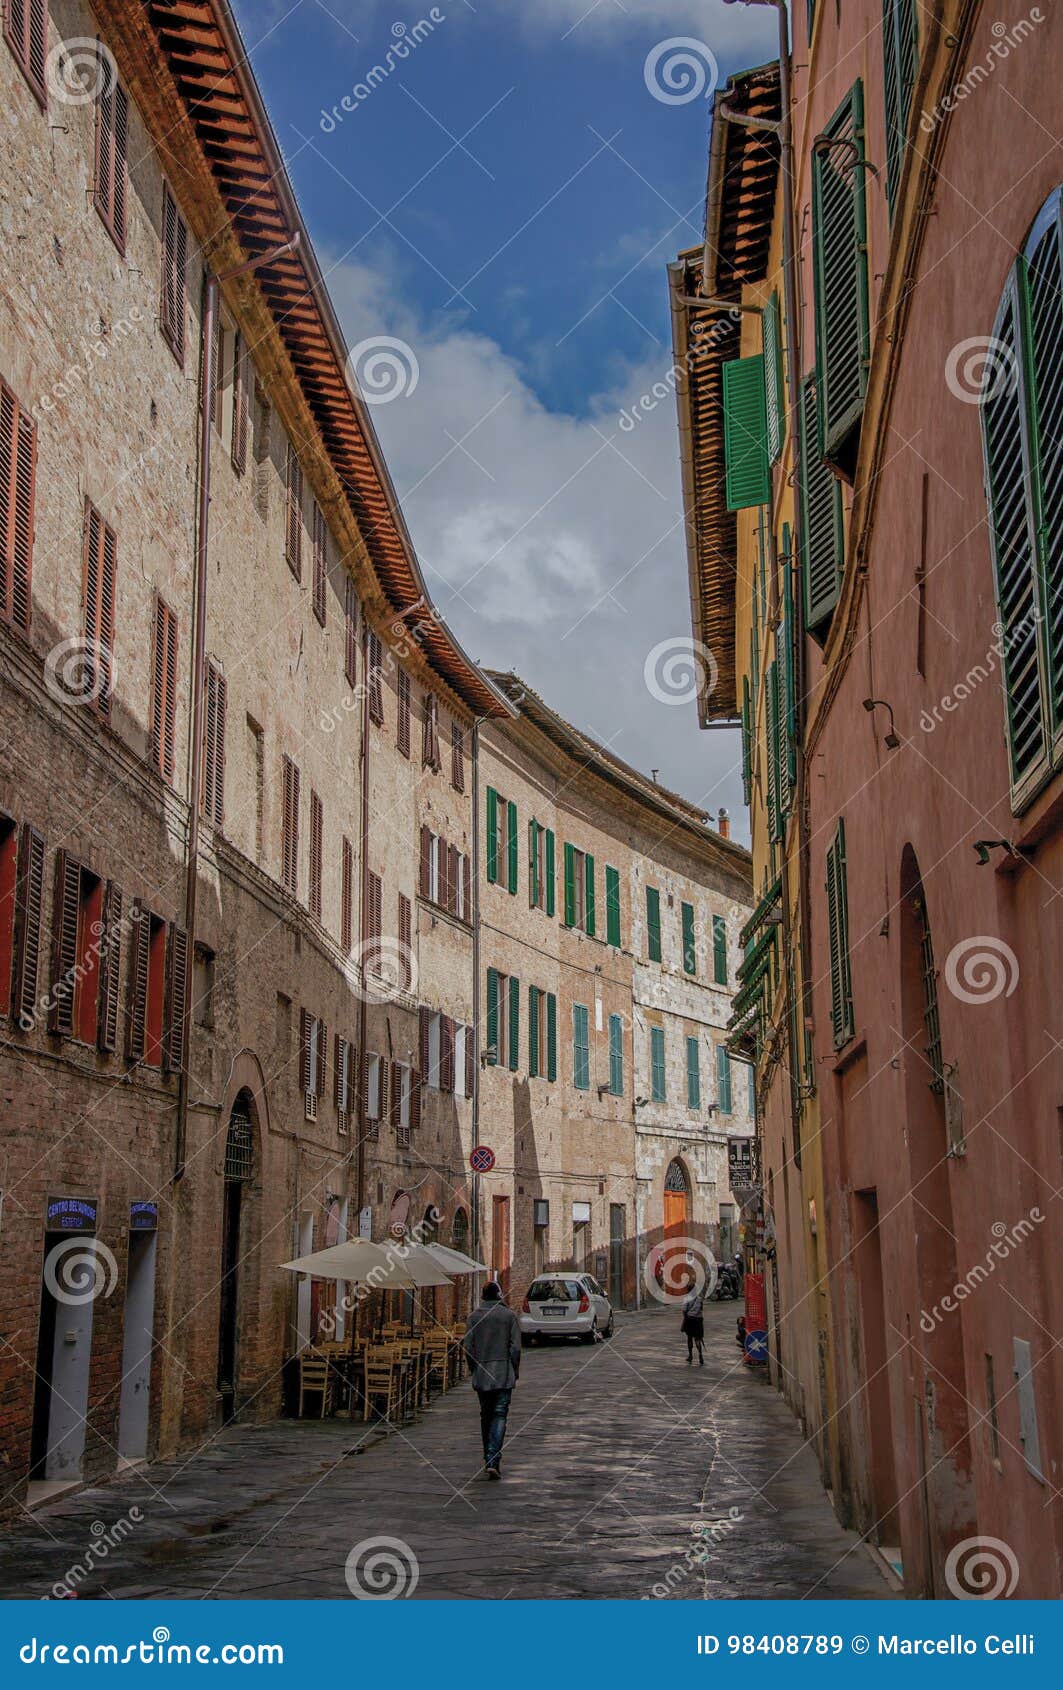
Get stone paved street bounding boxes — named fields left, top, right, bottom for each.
left=0, top=1307, right=895, bottom=1601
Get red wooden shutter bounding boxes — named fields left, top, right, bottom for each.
left=409, top=1069, right=422, bottom=1134
left=316, top=1018, right=327, bottom=1097
left=10, top=823, right=44, bottom=1029
left=450, top=721, right=465, bottom=792
left=367, top=631, right=384, bottom=724
left=447, top=844, right=460, bottom=916
left=285, top=443, right=302, bottom=578
left=163, top=923, right=188, bottom=1073
left=150, top=597, right=178, bottom=781
left=160, top=183, right=187, bottom=364
left=82, top=500, right=116, bottom=717
left=334, top=1033, right=348, bottom=1111
left=312, top=504, right=327, bottom=626
left=441, top=1015, right=454, bottom=1093
left=231, top=333, right=248, bottom=472
left=397, top=669, right=410, bottom=756
left=94, top=67, right=128, bottom=250
left=341, top=836, right=353, bottom=952
left=203, top=661, right=226, bottom=827
left=282, top=756, right=299, bottom=893
left=48, top=849, right=80, bottom=1036
left=422, top=693, right=440, bottom=768
left=299, top=1007, right=312, bottom=1093
left=377, top=1056, right=388, bottom=1123
left=465, top=1023, right=475, bottom=1098
left=344, top=578, right=358, bottom=687
left=371, top=871, right=382, bottom=954
left=126, top=899, right=150, bottom=1061
left=4, top=0, right=48, bottom=105
left=398, top=893, right=411, bottom=987
left=419, top=825, right=432, bottom=900
left=309, top=790, right=323, bottom=919
left=389, top=1060, right=402, bottom=1127
left=419, top=1004, right=430, bottom=1078
left=97, top=881, right=122, bottom=1053
left=1, top=381, right=36, bottom=634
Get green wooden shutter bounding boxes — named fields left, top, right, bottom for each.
left=546, top=992, right=557, bottom=1081
left=980, top=269, right=1047, bottom=785
left=780, top=522, right=797, bottom=804
left=573, top=1003, right=589, bottom=1090
left=882, top=0, right=918, bottom=214
left=712, top=914, right=727, bottom=984
left=650, top=1026, right=666, bottom=1101
left=740, top=675, right=752, bottom=806
left=605, top=865, right=621, bottom=947
left=1022, top=198, right=1063, bottom=745
left=716, top=1044, right=732, bottom=1114
left=528, top=818, right=538, bottom=907
left=528, top=984, right=539, bottom=1077
left=811, top=80, right=870, bottom=470
left=608, top=1013, right=623, bottom=1096
left=584, top=854, right=596, bottom=937
left=765, top=659, right=780, bottom=842
left=507, top=800, right=518, bottom=894
left=508, top=974, right=520, bottom=1071
left=826, top=819, right=855, bottom=1047
left=646, top=885, right=661, bottom=962
left=763, top=292, right=785, bottom=464
left=545, top=829, right=556, bottom=917
left=486, top=966, right=499, bottom=1062
left=723, top=354, right=771, bottom=510
left=486, top=787, right=498, bottom=884
left=686, top=1035, right=700, bottom=1109
left=563, top=843, right=576, bottom=927
left=800, top=372, right=845, bottom=633
left=681, top=902, right=696, bottom=975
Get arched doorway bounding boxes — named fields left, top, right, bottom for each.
left=661, top=1158, right=692, bottom=1290
left=217, top=1094, right=254, bottom=1424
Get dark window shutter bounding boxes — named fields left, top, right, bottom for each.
left=11, top=823, right=44, bottom=1029
left=507, top=800, right=518, bottom=893
left=712, top=914, right=728, bottom=984
left=203, top=662, right=226, bottom=828
left=125, top=899, right=150, bottom=1062
left=48, top=848, right=80, bottom=1035
left=163, top=923, right=188, bottom=1073
left=646, top=886, right=662, bottom=962
left=231, top=333, right=248, bottom=472
left=485, top=968, right=498, bottom=1063
left=420, top=825, right=432, bottom=900
left=811, top=80, right=870, bottom=472
left=367, top=631, right=384, bottom=724
left=584, top=854, right=596, bottom=937
left=334, top=1032, right=345, bottom=1110
left=826, top=820, right=855, bottom=1047
left=451, top=721, right=465, bottom=791
left=316, top=1018, right=327, bottom=1098
left=1, top=381, right=36, bottom=634
left=419, top=1004, right=430, bottom=1079
left=4, top=0, right=48, bottom=104
left=312, top=504, right=327, bottom=626
left=441, top=1015, right=455, bottom=1092
left=465, top=1024, right=475, bottom=1097
left=763, top=292, right=785, bottom=464
left=97, top=880, right=122, bottom=1053
left=398, top=892, right=412, bottom=985
left=722, top=355, right=771, bottom=510
left=94, top=67, right=128, bottom=250
left=309, top=790, right=323, bottom=919
left=448, top=844, right=460, bottom=916
left=546, top=991, right=557, bottom=1082
left=397, top=669, right=411, bottom=756
left=800, top=373, right=845, bottom=635
left=563, top=842, right=575, bottom=927
left=410, top=1067, right=421, bottom=1134
left=82, top=500, right=116, bottom=717
left=682, top=902, right=696, bottom=975
left=528, top=984, right=539, bottom=1078
left=882, top=0, right=919, bottom=213
left=285, top=443, right=302, bottom=578
left=282, top=756, right=300, bottom=893
left=528, top=818, right=538, bottom=909
left=150, top=597, right=178, bottom=782
left=545, top=829, right=555, bottom=917
left=299, top=1007, right=312, bottom=1093
left=341, top=837, right=353, bottom=952
left=344, top=579, right=358, bottom=687
left=160, top=183, right=187, bottom=363
left=1024, top=196, right=1063, bottom=744
left=605, top=864, right=621, bottom=947
left=508, top=976, right=520, bottom=1073
left=377, top=1051, right=388, bottom=1123
left=390, top=1060, right=402, bottom=1128
left=485, top=788, right=498, bottom=883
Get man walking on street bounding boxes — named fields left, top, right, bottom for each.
left=463, top=1281, right=521, bottom=1480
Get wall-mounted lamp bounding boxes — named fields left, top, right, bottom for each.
left=812, top=133, right=883, bottom=183
left=972, top=839, right=1024, bottom=865
left=862, top=697, right=901, bottom=749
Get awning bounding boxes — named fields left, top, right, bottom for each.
left=278, top=1240, right=453, bottom=1289
left=425, top=1243, right=487, bottom=1275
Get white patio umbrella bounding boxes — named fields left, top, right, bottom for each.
left=425, top=1242, right=488, bottom=1274
left=278, top=1238, right=454, bottom=1289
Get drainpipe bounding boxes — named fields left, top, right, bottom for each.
left=176, top=231, right=300, bottom=1182
left=355, top=612, right=372, bottom=1224
left=470, top=717, right=482, bottom=1271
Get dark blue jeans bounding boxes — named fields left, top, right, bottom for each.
left=477, top=1387, right=513, bottom=1469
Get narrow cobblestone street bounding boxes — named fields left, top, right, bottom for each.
left=2, top=1309, right=894, bottom=1601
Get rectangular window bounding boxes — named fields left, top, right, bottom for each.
left=397, top=668, right=411, bottom=757
left=608, top=1013, right=623, bottom=1096
left=285, top=442, right=302, bottom=579
left=149, top=596, right=178, bottom=782
left=811, top=80, right=870, bottom=477
left=334, top=1032, right=354, bottom=1121
left=762, top=291, right=785, bottom=464
left=48, top=852, right=102, bottom=1044
left=160, top=183, right=187, bottom=364
left=9, top=821, right=44, bottom=1029
left=397, top=891, right=411, bottom=986
left=686, top=1035, right=701, bottom=1109
left=365, top=1052, right=382, bottom=1121
left=650, top=1025, right=666, bottom=1102
left=281, top=754, right=299, bottom=894
left=800, top=371, right=845, bottom=636
left=486, top=788, right=517, bottom=893
left=0, top=379, right=36, bottom=635
left=309, top=790, right=323, bottom=920
left=528, top=984, right=545, bottom=1078
left=450, top=720, right=465, bottom=791
left=312, top=504, right=327, bottom=626
left=486, top=967, right=519, bottom=1068
left=605, top=864, right=621, bottom=947
left=344, top=578, right=358, bottom=688
left=563, top=844, right=595, bottom=936
left=682, top=901, right=696, bottom=975
left=366, top=869, right=382, bottom=973
left=715, top=1045, right=732, bottom=1115
left=203, top=661, right=226, bottom=828
left=367, top=630, right=384, bottom=724
left=94, top=58, right=128, bottom=251
left=722, top=354, right=770, bottom=510
left=645, top=885, right=662, bottom=963
left=882, top=0, right=919, bottom=213
left=572, top=1002, right=590, bottom=1091
left=826, top=818, right=855, bottom=1046
left=82, top=500, right=116, bottom=719
left=300, top=1008, right=326, bottom=1101
left=126, top=904, right=167, bottom=1068
left=4, top=0, right=47, bottom=105
left=422, top=691, right=441, bottom=770
left=231, top=332, right=248, bottom=473
left=341, top=836, right=353, bottom=952
left=712, top=913, right=727, bottom=984
left=248, top=715, right=264, bottom=862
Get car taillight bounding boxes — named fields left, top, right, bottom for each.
left=521, top=1297, right=530, bottom=1312
left=578, top=1293, right=589, bottom=1313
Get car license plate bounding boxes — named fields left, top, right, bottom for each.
left=540, top=1306, right=566, bottom=1317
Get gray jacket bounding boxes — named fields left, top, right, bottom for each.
left=463, top=1301, right=522, bottom=1393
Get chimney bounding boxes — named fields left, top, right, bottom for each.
left=717, top=806, right=730, bottom=840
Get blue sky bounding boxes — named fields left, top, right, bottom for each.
left=231, top=0, right=778, bottom=832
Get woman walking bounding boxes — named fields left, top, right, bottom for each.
left=682, top=1286, right=705, bottom=1365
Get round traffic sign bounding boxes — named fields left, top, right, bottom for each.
left=469, top=1145, right=495, bottom=1173
left=744, top=1328, right=768, bottom=1362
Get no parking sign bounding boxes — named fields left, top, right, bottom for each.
left=469, top=1145, right=495, bottom=1174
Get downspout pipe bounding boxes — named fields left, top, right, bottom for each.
left=470, top=717, right=483, bottom=1277
left=176, top=230, right=301, bottom=1182
left=355, top=611, right=372, bottom=1226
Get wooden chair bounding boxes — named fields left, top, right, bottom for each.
left=298, top=1351, right=333, bottom=1418
left=363, top=1345, right=397, bottom=1422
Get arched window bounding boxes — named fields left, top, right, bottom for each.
left=664, top=1158, right=689, bottom=1194
left=452, top=1208, right=469, bottom=1252
left=980, top=184, right=1062, bottom=805
left=223, top=1097, right=254, bottom=1182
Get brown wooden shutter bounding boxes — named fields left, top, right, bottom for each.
left=465, top=1024, right=475, bottom=1098
left=409, top=1069, right=421, bottom=1135
left=362, top=1047, right=372, bottom=1114
left=334, top=1033, right=345, bottom=1110
left=309, top=790, right=323, bottom=920
left=299, top=1007, right=312, bottom=1093
left=211, top=310, right=223, bottom=430
left=450, top=721, right=465, bottom=792
left=94, top=67, right=128, bottom=251
left=448, top=845, right=460, bottom=916
left=377, top=1056, right=388, bottom=1124
left=125, top=899, right=150, bottom=1062
left=1, top=381, right=36, bottom=634
left=397, top=669, right=410, bottom=757
left=150, top=597, right=178, bottom=782
left=285, top=443, right=302, bottom=578
left=282, top=756, right=299, bottom=893
left=398, top=893, right=411, bottom=987
left=367, top=631, right=384, bottom=724
left=96, top=880, right=122, bottom=1053
left=312, top=504, right=327, bottom=626
left=82, top=500, right=116, bottom=717
left=316, top=1018, right=327, bottom=1098
left=463, top=855, right=471, bottom=922
left=389, top=1060, right=402, bottom=1127
left=341, top=837, right=353, bottom=952
left=231, top=333, right=248, bottom=472
left=48, top=848, right=80, bottom=1036
left=419, top=1004, right=430, bottom=1078
left=160, top=183, right=187, bottom=364
left=4, top=0, right=48, bottom=105
left=419, top=825, right=432, bottom=900
left=203, top=662, right=226, bottom=827
left=344, top=578, right=358, bottom=687
left=441, top=1015, right=455, bottom=1093
left=163, top=923, right=188, bottom=1073
left=10, top=823, right=44, bottom=1030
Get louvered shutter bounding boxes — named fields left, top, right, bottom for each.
left=150, top=598, right=178, bottom=781
left=11, top=823, right=44, bottom=1029
left=800, top=374, right=845, bottom=634
left=826, top=820, right=855, bottom=1046
left=95, top=67, right=128, bottom=250
left=716, top=1045, right=732, bottom=1114
left=309, top=791, right=323, bottom=919
left=740, top=675, right=752, bottom=806
left=299, top=1008, right=312, bottom=1093
left=506, top=800, right=518, bottom=893
left=681, top=902, right=696, bottom=974
left=419, top=1003, right=431, bottom=1080
left=686, top=1036, right=700, bottom=1109
left=126, top=900, right=150, bottom=1062
left=563, top=843, right=576, bottom=927
left=545, top=829, right=555, bottom=917
left=97, top=881, right=122, bottom=1053
left=723, top=355, right=771, bottom=510
left=763, top=293, right=785, bottom=464
left=341, top=838, right=353, bottom=952
left=390, top=1060, right=402, bottom=1127
left=465, top=1025, right=475, bottom=1097
left=528, top=985, right=539, bottom=1078
left=316, top=1018, right=327, bottom=1098
left=398, top=893, right=412, bottom=985
left=584, top=854, right=596, bottom=937
left=712, top=914, right=728, bottom=985
left=83, top=501, right=116, bottom=718
left=605, top=865, right=621, bottom=947
left=48, top=849, right=80, bottom=1035
left=410, top=1066, right=422, bottom=1134
left=367, top=632, right=384, bottom=723
left=609, top=1015, right=623, bottom=1096
left=377, top=1055, right=388, bottom=1123
left=4, top=0, right=48, bottom=104
left=1, top=383, right=36, bottom=634
left=463, top=855, right=471, bottom=922
left=528, top=818, right=538, bottom=908
left=285, top=443, right=302, bottom=578
left=646, top=886, right=661, bottom=961
left=1022, top=201, right=1063, bottom=743
left=160, top=184, right=187, bottom=363
left=546, top=992, right=557, bottom=1082
left=448, top=844, right=460, bottom=916
left=203, top=663, right=226, bottom=827
left=882, top=0, right=918, bottom=214
left=485, top=968, right=498, bottom=1063
left=419, top=824, right=431, bottom=900
left=231, top=334, right=248, bottom=472
left=334, top=1033, right=346, bottom=1111
left=811, top=81, right=870, bottom=468
left=442, top=1015, right=455, bottom=1092
left=344, top=579, right=358, bottom=686
left=508, top=975, right=519, bottom=1072
left=163, top=924, right=188, bottom=1072
left=485, top=787, right=498, bottom=883
left=312, top=504, right=327, bottom=626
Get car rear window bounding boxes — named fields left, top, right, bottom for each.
left=528, top=1278, right=582, bottom=1302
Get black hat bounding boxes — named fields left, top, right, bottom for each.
left=482, top=1281, right=502, bottom=1301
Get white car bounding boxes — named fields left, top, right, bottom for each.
left=519, top=1274, right=614, bottom=1343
